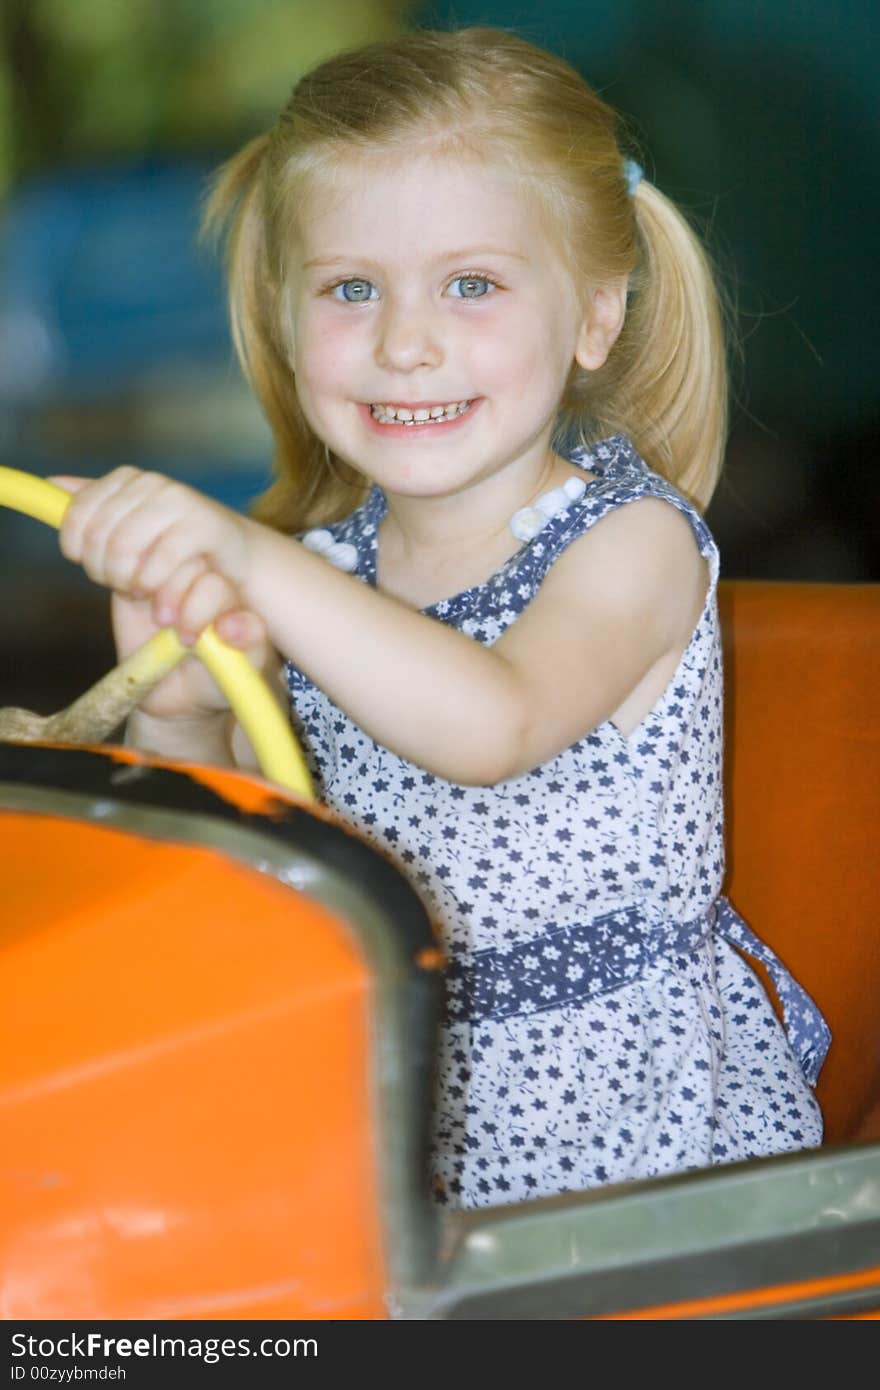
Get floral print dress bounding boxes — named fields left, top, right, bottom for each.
left=285, top=433, right=830, bottom=1210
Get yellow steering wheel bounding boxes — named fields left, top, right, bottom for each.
left=0, top=466, right=314, bottom=800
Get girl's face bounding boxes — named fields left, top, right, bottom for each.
left=288, top=152, right=603, bottom=504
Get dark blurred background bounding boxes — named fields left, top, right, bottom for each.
left=1, top=0, right=877, bottom=717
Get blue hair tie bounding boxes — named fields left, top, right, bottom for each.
left=623, top=159, right=644, bottom=196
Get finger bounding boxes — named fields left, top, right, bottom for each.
left=81, top=471, right=181, bottom=592
left=80, top=474, right=199, bottom=594
left=134, top=493, right=247, bottom=593
left=48, top=475, right=94, bottom=494
left=56, top=466, right=144, bottom=563
left=214, top=608, right=269, bottom=655
left=110, top=588, right=165, bottom=662
left=151, top=557, right=214, bottom=637
left=130, top=514, right=209, bottom=599
left=57, top=466, right=169, bottom=587
left=166, top=569, right=258, bottom=652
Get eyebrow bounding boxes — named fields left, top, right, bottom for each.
left=301, top=247, right=529, bottom=271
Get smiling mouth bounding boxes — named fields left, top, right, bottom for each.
left=369, top=400, right=473, bottom=425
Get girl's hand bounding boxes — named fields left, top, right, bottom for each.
left=112, top=572, right=281, bottom=773
left=111, top=582, right=273, bottom=722
left=53, top=470, right=276, bottom=734
left=53, top=467, right=253, bottom=626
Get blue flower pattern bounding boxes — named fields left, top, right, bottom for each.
left=286, top=434, right=828, bottom=1210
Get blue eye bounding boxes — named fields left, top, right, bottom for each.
left=331, top=278, right=377, bottom=303
left=449, top=275, right=494, bottom=299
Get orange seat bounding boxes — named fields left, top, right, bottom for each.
left=0, top=747, right=443, bottom=1320
left=718, top=581, right=880, bottom=1145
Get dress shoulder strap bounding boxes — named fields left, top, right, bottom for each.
left=523, top=434, right=720, bottom=593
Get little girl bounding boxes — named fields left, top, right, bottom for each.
left=57, top=28, right=830, bottom=1209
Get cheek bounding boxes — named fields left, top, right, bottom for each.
left=518, top=306, right=578, bottom=396
left=470, top=313, right=559, bottom=393
left=466, top=311, right=523, bottom=379
left=294, top=318, right=357, bottom=396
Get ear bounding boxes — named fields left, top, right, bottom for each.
left=574, top=280, right=627, bottom=371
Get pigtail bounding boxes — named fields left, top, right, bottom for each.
left=574, top=180, right=732, bottom=510
left=201, top=134, right=365, bottom=532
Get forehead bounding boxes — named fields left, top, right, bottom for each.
left=292, top=151, right=564, bottom=268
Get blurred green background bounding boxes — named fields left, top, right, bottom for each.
left=0, top=0, right=876, bottom=715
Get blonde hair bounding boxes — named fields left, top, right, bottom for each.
left=203, top=27, right=733, bottom=528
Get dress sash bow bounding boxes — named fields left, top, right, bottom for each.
left=443, top=895, right=830, bottom=1086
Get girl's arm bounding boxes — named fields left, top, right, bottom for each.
left=238, top=496, right=707, bottom=784
left=58, top=470, right=707, bottom=785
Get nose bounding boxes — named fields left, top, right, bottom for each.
left=373, top=295, right=444, bottom=373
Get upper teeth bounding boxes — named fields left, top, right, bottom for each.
left=370, top=401, right=472, bottom=424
